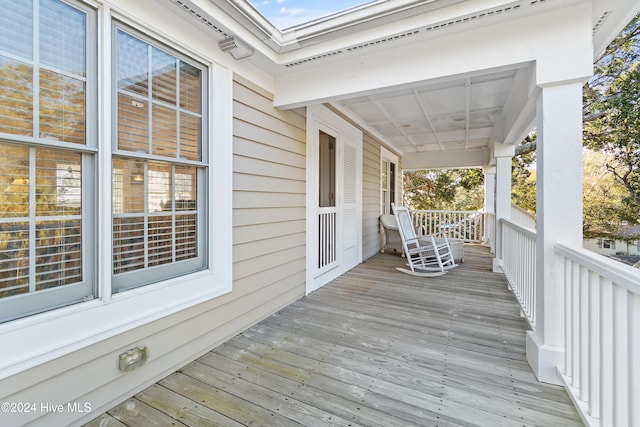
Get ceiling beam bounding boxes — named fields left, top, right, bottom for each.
left=412, top=88, right=445, bottom=151
left=402, top=148, right=490, bottom=170
left=464, top=78, right=471, bottom=149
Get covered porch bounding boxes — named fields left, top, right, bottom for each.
left=86, top=246, right=582, bottom=426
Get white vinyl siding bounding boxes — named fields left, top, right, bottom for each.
left=232, top=75, right=307, bottom=293
left=362, top=133, right=398, bottom=260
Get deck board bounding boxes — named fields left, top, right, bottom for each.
left=86, top=245, right=583, bottom=426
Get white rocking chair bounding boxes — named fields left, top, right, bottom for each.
left=392, top=205, right=458, bottom=277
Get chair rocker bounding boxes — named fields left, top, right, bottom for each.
left=392, top=205, right=458, bottom=277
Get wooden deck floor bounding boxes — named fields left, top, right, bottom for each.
left=86, top=246, right=583, bottom=427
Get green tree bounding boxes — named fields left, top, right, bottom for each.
left=403, top=168, right=484, bottom=211
left=582, top=150, right=629, bottom=238
left=583, top=13, right=640, bottom=224
left=512, top=134, right=537, bottom=214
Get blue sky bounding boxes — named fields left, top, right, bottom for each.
left=249, top=0, right=370, bottom=29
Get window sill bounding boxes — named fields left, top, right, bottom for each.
left=0, top=271, right=231, bottom=380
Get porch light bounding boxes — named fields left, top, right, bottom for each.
left=218, top=36, right=254, bottom=60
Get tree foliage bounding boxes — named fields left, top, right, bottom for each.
left=403, top=168, right=484, bottom=211
left=583, top=13, right=640, bottom=225
left=511, top=134, right=537, bottom=214
left=582, top=151, right=630, bottom=238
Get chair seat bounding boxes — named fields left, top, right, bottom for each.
left=434, top=237, right=464, bottom=262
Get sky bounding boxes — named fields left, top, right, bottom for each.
left=248, top=0, right=371, bottom=29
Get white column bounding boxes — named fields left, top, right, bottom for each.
left=492, top=145, right=514, bottom=272
left=483, top=166, right=496, bottom=250
left=526, top=82, right=583, bottom=384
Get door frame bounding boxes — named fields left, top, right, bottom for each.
left=306, top=105, right=363, bottom=294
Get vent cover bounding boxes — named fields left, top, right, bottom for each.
left=285, top=31, right=420, bottom=68
left=425, top=4, right=521, bottom=32
left=593, top=11, right=611, bottom=33
left=170, top=0, right=231, bottom=39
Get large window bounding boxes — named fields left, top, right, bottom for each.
left=0, top=3, right=212, bottom=321
left=112, top=26, right=207, bottom=292
left=0, top=0, right=96, bottom=322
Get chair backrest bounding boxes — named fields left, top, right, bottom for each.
left=379, top=214, right=398, bottom=230
left=392, top=205, right=417, bottom=243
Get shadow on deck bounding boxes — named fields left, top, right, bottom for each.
left=87, top=245, right=582, bottom=426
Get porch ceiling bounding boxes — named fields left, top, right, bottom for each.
left=334, top=68, right=517, bottom=161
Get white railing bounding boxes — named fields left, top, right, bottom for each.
left=410, top=210, right=484, bottom=243
left=555, top=244, right=640, bottom=427
left=500, top=218, right=537, bottom=327
left=318, top=208, right=337, bottom=271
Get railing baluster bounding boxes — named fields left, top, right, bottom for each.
left=579, top=265, right=589, bottom=402
left=565, top=257, right=573, bottom=381
left=613, top=285, right=629, bottom=426
left=630, top=293, right=640, bottom=427
left=588, top=271, right=601, bottom=419
left=601, top=278, right=614, bottom=427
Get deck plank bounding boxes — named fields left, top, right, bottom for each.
left=86, top=245, right=583, bottom=426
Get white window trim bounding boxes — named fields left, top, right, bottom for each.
left=0, top=5, right=233, bottom=379
left=380, top=145, right=399, bottom=215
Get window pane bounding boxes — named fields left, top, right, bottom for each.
left=180, top=112, right=200, bottom=161
left=118, top=93, right=149, bottom=153
left=152, top=47, right=176, bottom=104
left=148, top=215, right=172, bottom=267
left=148, top=161, right=171, bottom=213
left=0, top=58, right=34, bottom=137
left=175, top=166, right=196, bottom=210
left=35, top=149, right=81, bottom=216
left=35, top=218, right=82, bottom=290
left=40, top=0, right=86, bottom=76
left=179, top=62, right=200, bottom=113
left=113, top=217, right=144, bottom=274
left=176, top=214, right=197, bottom=261
left=117, top=30, right=148, bottom=95
left=152, top=104, right=177, bottom=158
left=0, top=143, right=30, bottom=218
left=39, top=69, right=86, bottom=144
left=112, top=157, right=145, bottom=214
left=0, top=144, right=84, bottom=299
left=0, top=222, right=30, bottom=298
left=0, top=0, right=33, bottom=60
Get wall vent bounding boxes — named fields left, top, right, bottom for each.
left=285, top=30, right=420, bottom=68
left=593, top=11, right=611, bottom=34
left=425, top=4, right=521, bottom=32
left=170, top=0, right=231, bottom=39
left=285, top=50, right=344, bottom=68
left=347, top=31, right=420, bottom=52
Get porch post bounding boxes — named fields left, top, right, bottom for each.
left=483, top=166, right=496, bottom=252
left=492, top=145, right=514, bottom=272
left=526, top=82, right=583, bottom=384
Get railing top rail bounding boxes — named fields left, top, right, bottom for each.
left=555, top=243, right=640, bottom=295
left=410, top=209, right=483, bottom=215
left=500, top=218, right=536, bottom=240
